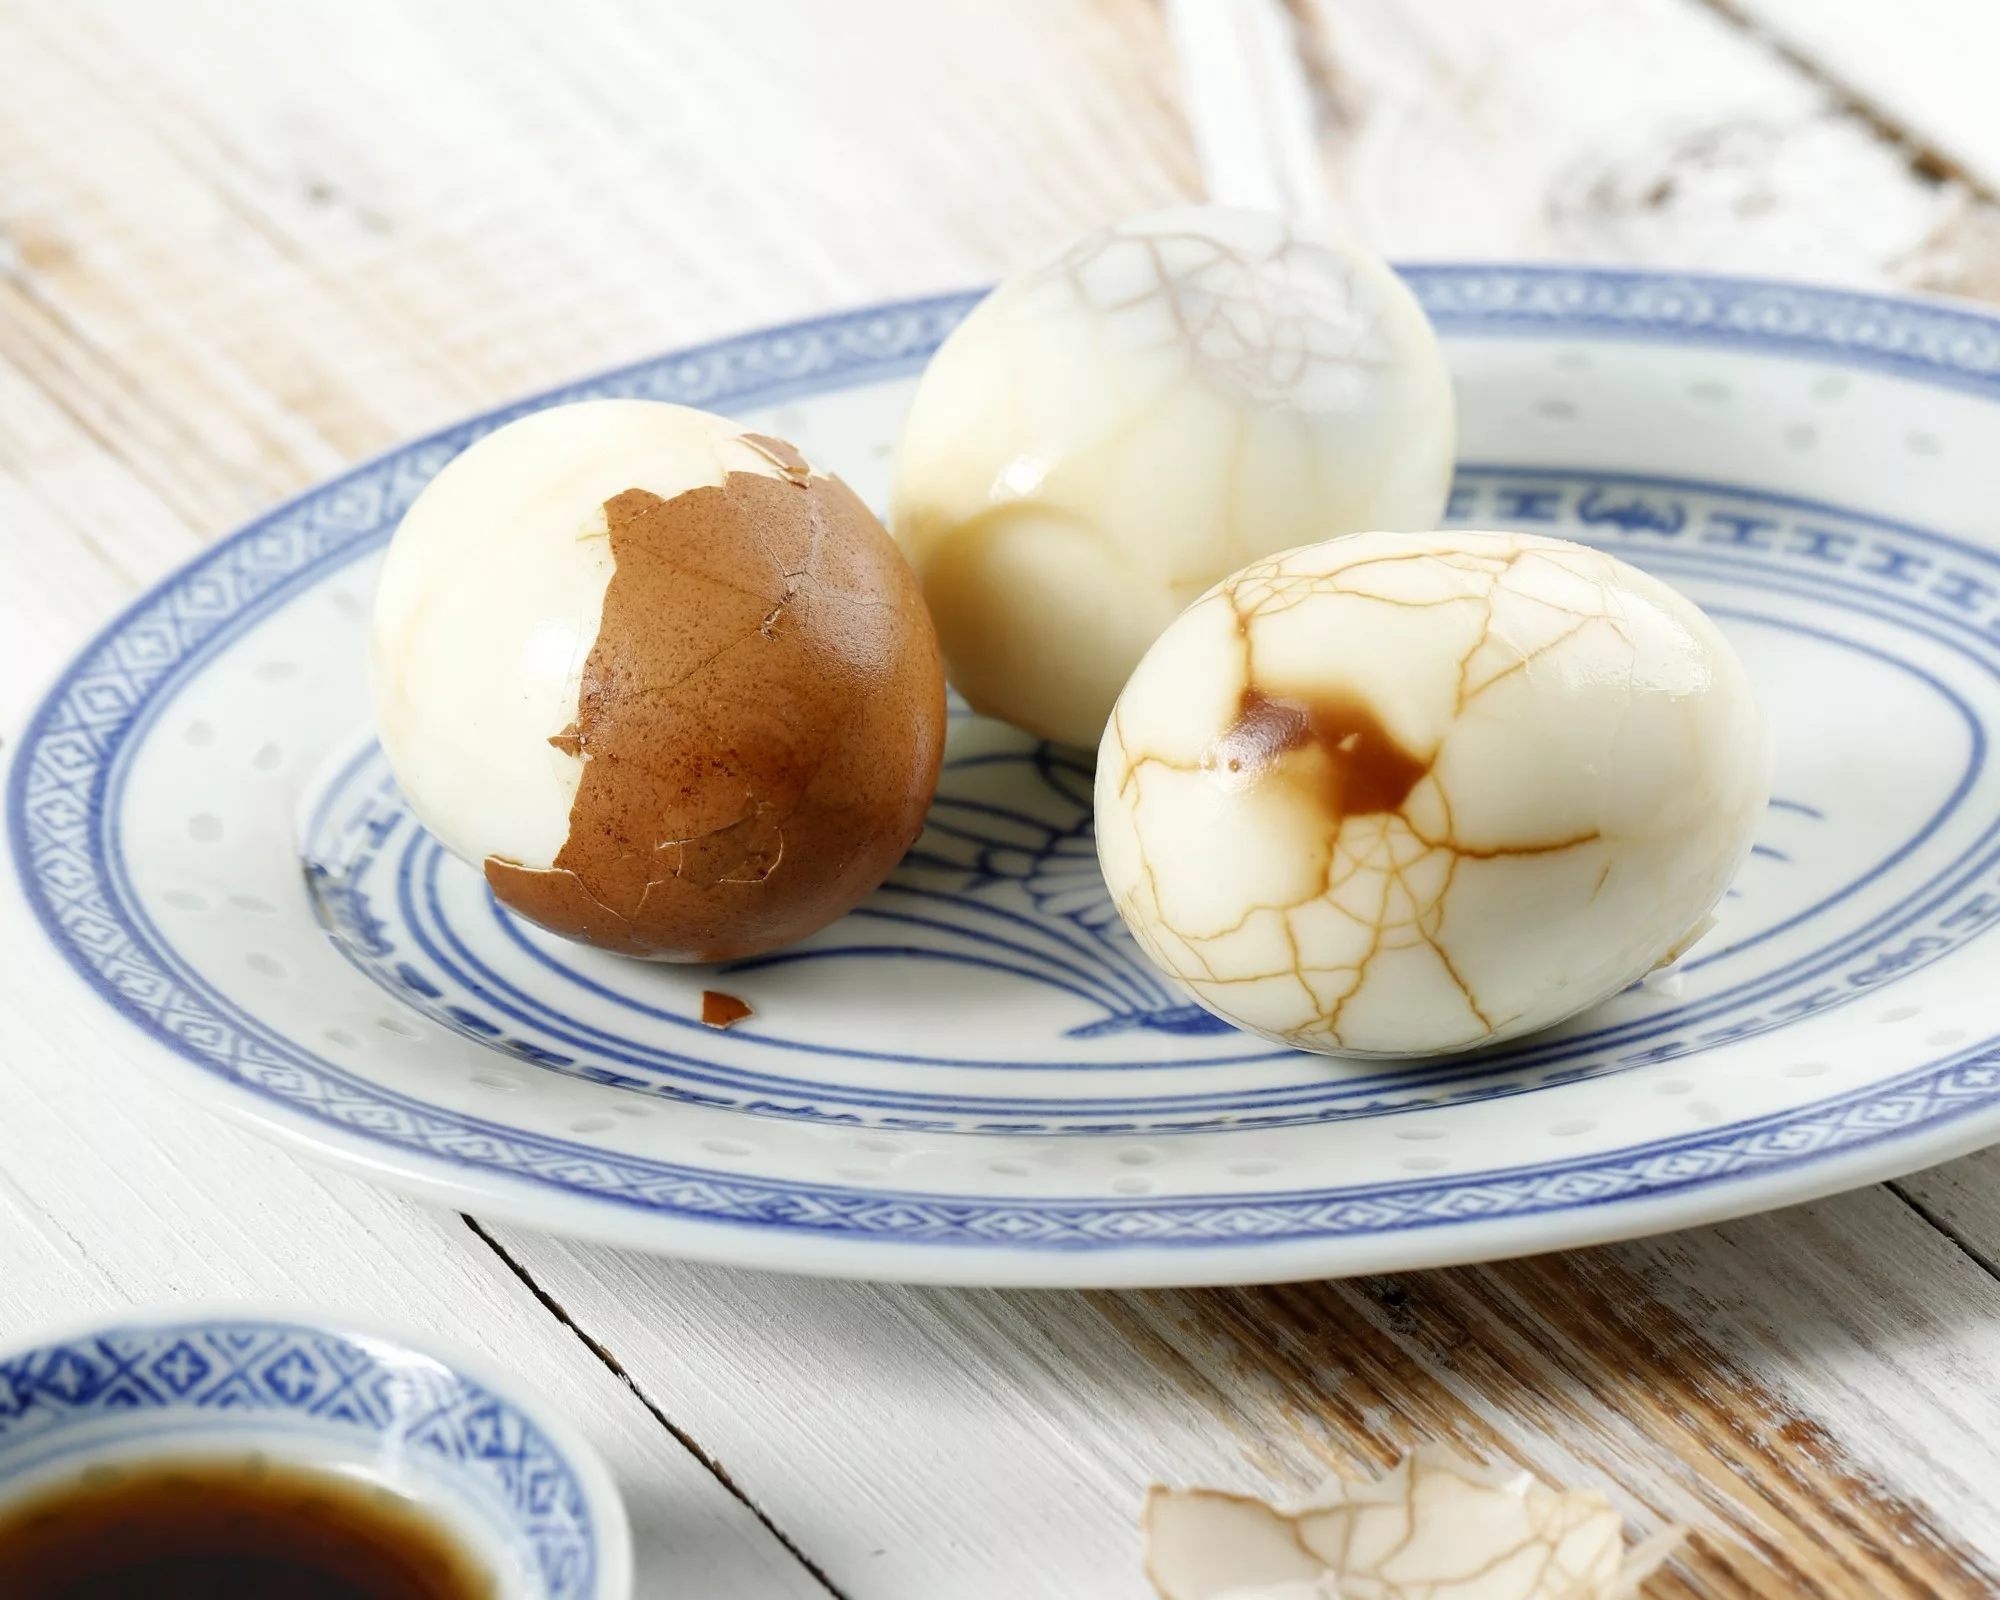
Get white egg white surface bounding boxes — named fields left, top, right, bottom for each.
left=1095, top=530, right=1771, bottom=1058
left=890, top=205, right=1455, bottom=748
left=368, top=399, right=802, bottom=872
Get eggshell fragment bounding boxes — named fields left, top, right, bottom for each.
left=1096, top=530, right=1770, bottom=1056
left=1145, top=1447, right=1686, bottom=1600
left=701, top=990, right=754, bottom=1029
left=890, top=205, right=1455, bottom=748
left=370, top=400, right=946, bottom=962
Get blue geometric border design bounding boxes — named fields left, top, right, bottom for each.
left=12, top=266, right=2000, bottom=1251
left=0, top=1318, right=596, bottom=1595
left=1412, top=265, right=2000, bottom=397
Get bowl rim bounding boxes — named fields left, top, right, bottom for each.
left=0, top=1300, right=634, bottom=1600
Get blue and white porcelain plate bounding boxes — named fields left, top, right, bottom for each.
left=12, top=267, right=2000, bottom=1285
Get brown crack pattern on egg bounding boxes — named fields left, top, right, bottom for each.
left=1107, top=537, right=1657, bottom=1055
left=486, top=449, right=945, bottom=962
left=1050, top=216, right=1394, bottom=409
left=888, top=208, right=1454, bottom=751
left=1144, top=1446, right=1684, bottom=1600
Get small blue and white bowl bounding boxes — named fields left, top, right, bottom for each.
left=0, top=1308, right=632, bottom=1599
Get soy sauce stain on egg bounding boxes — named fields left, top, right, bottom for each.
left=1096, top=529, right=1771, bottom=1058
left=0, top=1456, right=492, bottom=1599
left=1209, top=688, right=1429, bottom=819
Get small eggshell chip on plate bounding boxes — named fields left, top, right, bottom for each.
left=369, top=399, right=947, bottom=963
left=890, top=204, right=1455, bottom=748
left=1095, top=530, right=1770, bottom=1058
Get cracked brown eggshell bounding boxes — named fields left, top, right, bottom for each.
left=369, top=399, right=946, bottom=962
left=1095, top=529, right=1770, bottom=1057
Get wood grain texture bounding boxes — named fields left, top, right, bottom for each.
left=1293, top=0, right=2000, bottom=298
left=0, top=0, right=1192, bottom=524
left=0, top=947, right=828, bottom=1599
left=3, top=1, right=2000, bottom=1596
left=488, top=1179, right=2000, bottom=1599
left=1720, top=0, right=2000, bottom=197
left=1893, top=1151, right=2000, bottom=1275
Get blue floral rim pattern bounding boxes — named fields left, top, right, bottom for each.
left=0, top=1318, right=597, bottom=1596
left=11, top=266, right=2000, bottom=1250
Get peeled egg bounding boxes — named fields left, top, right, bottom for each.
left=370, top=399, right=946, bottom=962
left=1094, top=530, right=1770, bottom=1057
left=890, top=204, right=1455, bottom=748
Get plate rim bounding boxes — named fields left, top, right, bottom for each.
left=13, top=262, right=2000, bottom=1286
left=0, top=1298, right=633, bottom=1600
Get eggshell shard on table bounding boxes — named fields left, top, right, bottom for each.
left=1145, top=1446, right=1686, bottom=1600
left=1095, top=530, right=1770, bottom=1058
left=369, top=399, right=947, bottom=963
left=889, top=204, right=1455, bottom=748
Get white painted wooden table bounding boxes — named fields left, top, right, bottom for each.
left=4, top=2, right=2000, bottom=1594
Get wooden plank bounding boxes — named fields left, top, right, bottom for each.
left=0, top=0, right=1195, bottom=534
left=1719, top=0, right=2000, bottom=196
left=487, top=1188, right=2000, bottom=1598
left=1295, top=0, right=2000, bottom=299
left=1893, top=1153, right=2000, bottom=1275
left=0, top=951, right=829, bottom=1599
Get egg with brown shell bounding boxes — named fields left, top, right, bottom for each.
left=369, top=399, right=947, bottom=962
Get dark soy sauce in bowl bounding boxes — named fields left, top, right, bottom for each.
left=0, top=1456, right=496, bottom=1599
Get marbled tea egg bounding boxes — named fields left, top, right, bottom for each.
left=1095, top=530, right=1770, bottom=1057
left=890, top=205, right=1455, bottom=748
left=370, top=399, right=946, bottom=963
